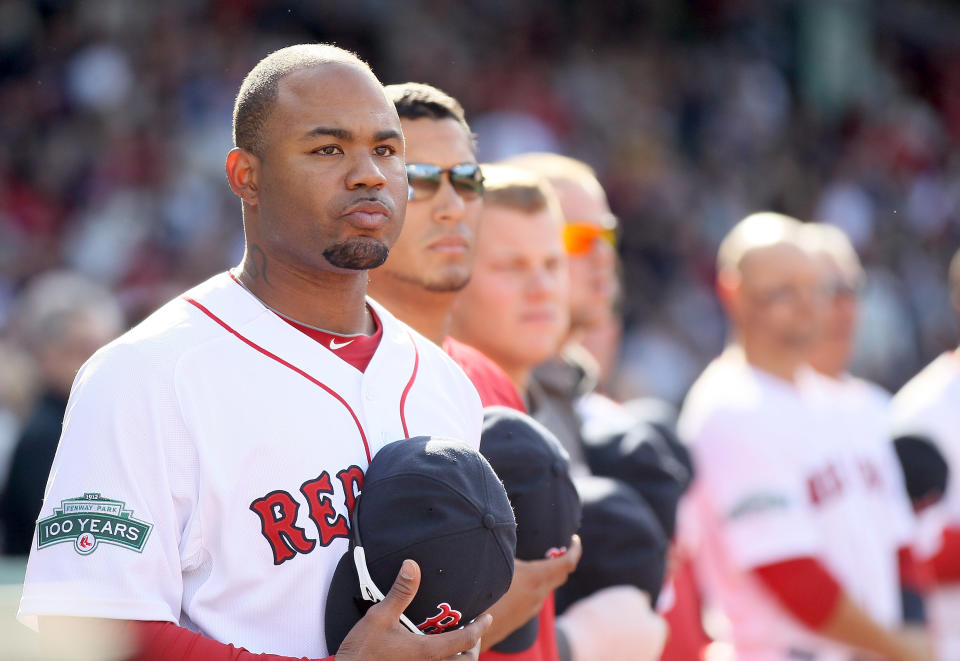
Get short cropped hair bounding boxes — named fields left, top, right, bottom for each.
left=481, top=164, right=563, bottom=222
left=799, top=222, right=865, bottom=289
left=503, top=152, right=598, bottom=188
left=717, top=212, right=803, bottom=275
left=502, top=152, right=610, bottom=225
left=385, top=82, right=471, bottom=136
left=233, top=44, right=373, bottom=156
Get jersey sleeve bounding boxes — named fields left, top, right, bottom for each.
left=692, top=414, right=822, bottom=571
left=464, top=380, right=483, bottom=451
left=19, top=341, right=200, bottom=627
left=752, top=557, right=841, bottom=629
left=132, top=621, right=323, bottom=661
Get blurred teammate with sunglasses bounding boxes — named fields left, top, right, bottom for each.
left=496, top=153, right=623, bottom=472
left=497, top=154, right=683, bottom=661
left=504, top=154, right=619, bottom=338
left=369, top=82, right=581, bottom=661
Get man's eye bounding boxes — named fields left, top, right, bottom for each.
left=314, top=145, right=342, bottom=156
left=374, top=145, right=396, bottom=156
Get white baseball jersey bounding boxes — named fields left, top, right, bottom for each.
left=891, top=350, right=960, bottom=661
left=18, top=272, right=483, bottom=658
left=678, top=349, right=912, bottom=661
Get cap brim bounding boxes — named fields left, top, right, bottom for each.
left=491, top=613, right=539, bottom=653
left=324, top=550, right=369, bottom=655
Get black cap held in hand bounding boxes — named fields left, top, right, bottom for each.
left=555, top=475, right=668, bottom=614
left=480, top=406, right=582, bottom=652
left=481, top=406, right=582, bottom=561
left=324, top=437, right=516, bottom=654
left=582, top=416, right=691, bottom=540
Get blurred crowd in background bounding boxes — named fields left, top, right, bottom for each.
left=1, top=0, right=960, bottom=545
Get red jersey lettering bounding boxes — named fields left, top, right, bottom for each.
left=300, top=472, right=349, bottom=547
left=336, top=465, right=365, bottom=517
left=249, top=490, right=316, bottom=565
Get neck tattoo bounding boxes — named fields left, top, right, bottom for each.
left=232, top=270, right=372, bottom=336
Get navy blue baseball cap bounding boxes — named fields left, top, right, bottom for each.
left=581, top=416, right=691, bottom=540
left=893, top=434, right=949, bottom=510
left=555, top=475, right=668, bottom=613
left=324, top=437, right=516, bottom=654
left=480, top=406, right=582, bottom=652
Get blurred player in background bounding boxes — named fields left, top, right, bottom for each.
left=802, top=222, right=929, bottom=648
left=803, top=223, right=868, bottom=382
left=449, top=165, right=570, bottom=400
left=0, top=271, right=123, bottom=555
left=500, top=153, right=618, bottom=471
left=679, top=212, right=930, bottom=661
left=0, top=341, right=37, bottom=503
left=892, top=246, right=960, bottom=660
left=369, top=82, right=581, bottom=660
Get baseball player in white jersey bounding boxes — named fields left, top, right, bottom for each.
left=801, top=221, right=920, bottom=621
left=18, top=45, right=491, bottom=661
left=678, top=213, right=928, bottom=661
left=891, top=247, right=960, bottom=660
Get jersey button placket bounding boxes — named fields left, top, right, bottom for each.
left=360, top=388, right=385, bottom=453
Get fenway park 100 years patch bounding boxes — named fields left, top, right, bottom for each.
left=36, top=492, right=153, bottom=556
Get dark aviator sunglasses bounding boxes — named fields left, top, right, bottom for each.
left=406, top=163, right=484, bottom=201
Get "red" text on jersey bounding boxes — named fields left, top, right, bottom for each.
left=249, top=466, right=364, bottom=565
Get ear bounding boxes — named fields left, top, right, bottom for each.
left=716, top=268, right=740, bottom=317
left=226, top=147, right=260, bottom=205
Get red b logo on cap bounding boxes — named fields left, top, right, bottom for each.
left=417, top=602, right=462, bottom=634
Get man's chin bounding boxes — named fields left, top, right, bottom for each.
left=423, top=277, right=471, bottom=293
left=323, top=238, right=390, bottom=271
left=371, top=265, right=470, bottom=293
left=782, top=334, right=818, bottom=352
left=421, top=267, right=472, bottom=293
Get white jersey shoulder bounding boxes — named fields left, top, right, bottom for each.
left=892, top=352, right=960, bottom=439
left=19, top=272, right=482, bottom=658
left=678, top=351, right=766, bottom=445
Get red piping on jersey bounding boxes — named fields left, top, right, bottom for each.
left=399, top=330, right=419, bottom=438
left=184, top=296, right=372, bottom=464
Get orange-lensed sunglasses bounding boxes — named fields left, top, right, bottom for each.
left=563, top=221, right=618, bottom=255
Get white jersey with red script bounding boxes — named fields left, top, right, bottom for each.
left=678, top=349, right=912, bottom=661
left=18, top=272, right=483, bottom=658
left=891, top=350, right=960, bottom=661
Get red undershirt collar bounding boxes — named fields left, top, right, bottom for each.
left=277, top=307, right=383, bottom=373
